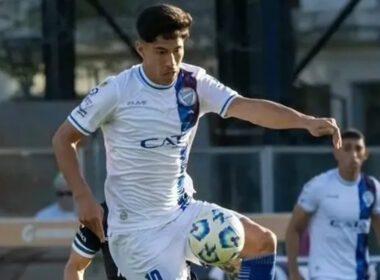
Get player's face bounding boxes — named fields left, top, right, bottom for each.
left=136, top=35, right=185, bottom=85
left=334, top=138, right=368, bottom=172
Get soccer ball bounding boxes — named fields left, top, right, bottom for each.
left=188, top=208, right=245, bottom=265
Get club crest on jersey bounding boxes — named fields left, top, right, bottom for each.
left=178, top=87, right=197, bottom=107
left=362, top=191, right=374, bottom=208
left=77, top=96, right=93, bottom=116
left=89, top=87, right=99, bottom=96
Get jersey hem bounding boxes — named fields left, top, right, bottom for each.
left=219, top=94, right=238, bottom=117
left=108, top=209, right=183, bottom=234
left=68, top=115, right=92, bottom=135
left=297, top=202, right=315, bottom=213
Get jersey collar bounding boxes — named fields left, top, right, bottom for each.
left=138, top=65, right=176, bottom=90
left=334, top=168, right=361, bottom=186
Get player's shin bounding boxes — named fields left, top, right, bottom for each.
left=236, top=223, right=277, bottom=280
left=237, top=254, right=276, bottom=280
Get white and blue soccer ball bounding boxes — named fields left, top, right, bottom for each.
left=188, top=208, right=245, bottom=265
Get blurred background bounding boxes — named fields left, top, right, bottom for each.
left=1, top=0, right=380, bottom=279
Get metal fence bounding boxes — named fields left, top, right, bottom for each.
left=2, top=146, right=380, bottom=217
left=190, top=146, right=380, bottom=213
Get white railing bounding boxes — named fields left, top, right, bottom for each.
left=2, top=146, right=380, bottom=214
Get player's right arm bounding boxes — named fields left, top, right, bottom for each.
left=370, top=178, right=380, bottom=249
left=53, top=120, right=105, bottom=242
left=64, top=221, right=102, bottom=280
left=64, top=250, right=92, bottom=280
left=286, top=178, right=320, bottom=280
left=285, top=205, right=310, bottom=280
left=52, top=78, right=118, bottom=241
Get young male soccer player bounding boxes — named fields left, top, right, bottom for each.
left=53, top=4, right=341, bottom=280
left=286, top=129, right=380, bottom=280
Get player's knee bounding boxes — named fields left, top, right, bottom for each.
left=240, top=219, right=277, bottom=257
left=259, top=229, right=277, bottom=254
left=248, top=228, right=276, bottom=255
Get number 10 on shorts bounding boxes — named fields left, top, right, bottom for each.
left=145, top=269, right=163, bottom=280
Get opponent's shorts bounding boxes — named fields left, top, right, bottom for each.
left=108, top=199, right=244, bottom=280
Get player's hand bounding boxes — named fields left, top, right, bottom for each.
left=76, top=193, right=106, bottom=243
left=305, top=117, right=342, bottom=149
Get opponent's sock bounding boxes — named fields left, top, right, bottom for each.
left=237, top=254, right=275, bottom=280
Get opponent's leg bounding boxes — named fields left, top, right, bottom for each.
left=237, top=217, right=277, bottom=280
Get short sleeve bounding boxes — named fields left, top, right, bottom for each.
left=68, top=77, right=119, bottom=135
left=197, top=74, right=240, bottom=118
left=371, top=177, right=380, bottom=215
left=72, top=225, right=101, bottom=258
left=297, top=177, right=321, bottom=213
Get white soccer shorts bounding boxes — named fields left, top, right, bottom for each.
left=108, top=199, right=244, bottom=280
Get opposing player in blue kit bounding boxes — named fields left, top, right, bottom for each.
left=53, top=4, right=342, bottom=279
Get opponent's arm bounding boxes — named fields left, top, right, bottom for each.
left=226, top=96, right=341, bottom=148
left=64, top=250, right=92, bottom=280
left=371, top=213, right=380, bottom=249
left=52, top=121, right=105, bottom=241
left=285, top=205, right=311, bottom=280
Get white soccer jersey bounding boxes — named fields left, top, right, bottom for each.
left=297, top=168, right=380, bottom=279
left=68, top=63, right=239, bottom=233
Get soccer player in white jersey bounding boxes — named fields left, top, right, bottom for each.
left=286, top=129, right=380, bottom=280
left=52, top=4, right=342, bottom=280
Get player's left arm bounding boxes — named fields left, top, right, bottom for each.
left=371, top=177, right=380, bottom=248
left=371, top=214, right=380, bottom=248
left=226, top=96, right=342, bottom=148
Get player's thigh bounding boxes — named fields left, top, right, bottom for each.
left=238, top=216, right=277, bottom=258
left=148, top=242, right=189, bottom=280
left=114, top=264, right=188, bottom=280
left=108, top=234, right=134, bottom=278
left=109, top=229, right=189, bottom=280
